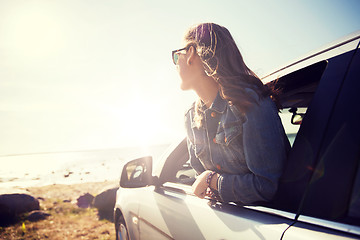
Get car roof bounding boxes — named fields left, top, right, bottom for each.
left=261, top=30, right=360, bottom=84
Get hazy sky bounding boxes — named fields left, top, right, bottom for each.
left=1, top=0, right=359, bottom=155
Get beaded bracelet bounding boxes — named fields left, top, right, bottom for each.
left=206, top=171, right=222, bottom=201
left=206, top=171, right=216, bottom=186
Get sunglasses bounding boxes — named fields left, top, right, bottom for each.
left=172, top=47, right=187, bottom=65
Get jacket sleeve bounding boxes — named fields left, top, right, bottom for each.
left=217, top=97, right=290, bottom=204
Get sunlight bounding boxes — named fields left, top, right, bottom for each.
left=116, top=98, right=166, bottom=148
left=3, top=3, right=64, bottom=61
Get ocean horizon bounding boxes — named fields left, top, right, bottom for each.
left=0, top=144, right=170, bottom=190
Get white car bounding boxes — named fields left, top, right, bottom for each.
left=114, top=31, right=360, bottom=240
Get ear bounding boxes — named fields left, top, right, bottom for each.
left=187, top=46, right=196, bottom=66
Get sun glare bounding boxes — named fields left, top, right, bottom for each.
left=3, top=4, right=65, bottom=61
left=115, top=98, right=165, bottom=148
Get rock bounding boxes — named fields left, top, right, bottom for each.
left=93, top=188, right=118, bottom=221
left=0, top=203, right=12, bottom=226
left=76, top=193, right=94, bottom=208
left=27, top=210, right=51, bottom=222
left=64, top=171, right=73, bottom=178
left=0, top=193, right=40, bottom=226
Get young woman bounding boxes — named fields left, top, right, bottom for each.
left=172, top=23, right=290, bottom=204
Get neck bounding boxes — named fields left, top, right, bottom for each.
left=193, top=76, right=219, bottom=108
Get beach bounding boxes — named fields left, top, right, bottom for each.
left=0, top=144, right=169, bottom=239
left=1, top=181, right=119, bottom=239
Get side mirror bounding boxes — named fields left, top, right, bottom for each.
left=120, top=156, right=153, bottom=188
left=289, top=107, right=305, bottom=125
left=291, top=113, right=305, bottom=125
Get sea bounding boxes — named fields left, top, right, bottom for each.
left=0, top=144, right=170, bottom=190
left=0, top=134, right=297, bottom=191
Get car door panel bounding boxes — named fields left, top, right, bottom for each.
left=116, top=187, right=144, bottom=240
left=283, top=220, right=360, bottom=240
left=138, top=183, right=294, bottom=240
left=137, top=185, right=204, bottom=240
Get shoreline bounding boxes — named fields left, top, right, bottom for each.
left=25, top=180, right=119, bottom=201
left=0, top=143, right=170, bottom=193
left=0, top=159, right=122, bottom=194
left=0, top=179, right=119, bottom=196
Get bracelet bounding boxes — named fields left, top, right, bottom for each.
left=206, top=171, right=216, bottom=187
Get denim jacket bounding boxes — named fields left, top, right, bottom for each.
left=185, top=90, right=290, bottom=204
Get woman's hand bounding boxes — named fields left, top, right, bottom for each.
left=192, top=170, right=219, bottom=199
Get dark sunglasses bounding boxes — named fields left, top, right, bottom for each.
left=172, top=47, right=187, bottom=65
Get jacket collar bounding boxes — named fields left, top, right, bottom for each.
left=191, top=92, right=228, bottom=129
left=208, top=92, right=227, bottom=114
left=198, top=92, right=227, bottom=114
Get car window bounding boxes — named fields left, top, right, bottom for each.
left=290, top=47, right=360, bottom=225
left=266, top=48, right=358, bottom=216
left=267, top=60, right=327, bottom=146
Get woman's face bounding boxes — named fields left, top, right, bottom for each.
left=175, top=44, right=203, bottom=91
left=176, top=48, right=192, bottom=90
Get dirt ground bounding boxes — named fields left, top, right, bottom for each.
left=0, top=181, right=119, bottom=240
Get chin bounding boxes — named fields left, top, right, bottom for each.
left=180, top=85, right=190, bottom=91
left=180, top=82, right=191, bottom=91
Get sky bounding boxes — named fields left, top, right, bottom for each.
left=0, top=0, right=359, bottom=156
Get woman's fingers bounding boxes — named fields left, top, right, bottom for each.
left=192, top=170, right=212, bottom=198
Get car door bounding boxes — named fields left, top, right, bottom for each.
left=137, top=141, right=295, bottom=240
left=282, top=38, right=360, bottom=239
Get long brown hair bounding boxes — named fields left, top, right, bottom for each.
left=184, top=23, right=275, bottom=125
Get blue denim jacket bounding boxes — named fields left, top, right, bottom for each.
left=185, top=90, right=290, bottom=204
